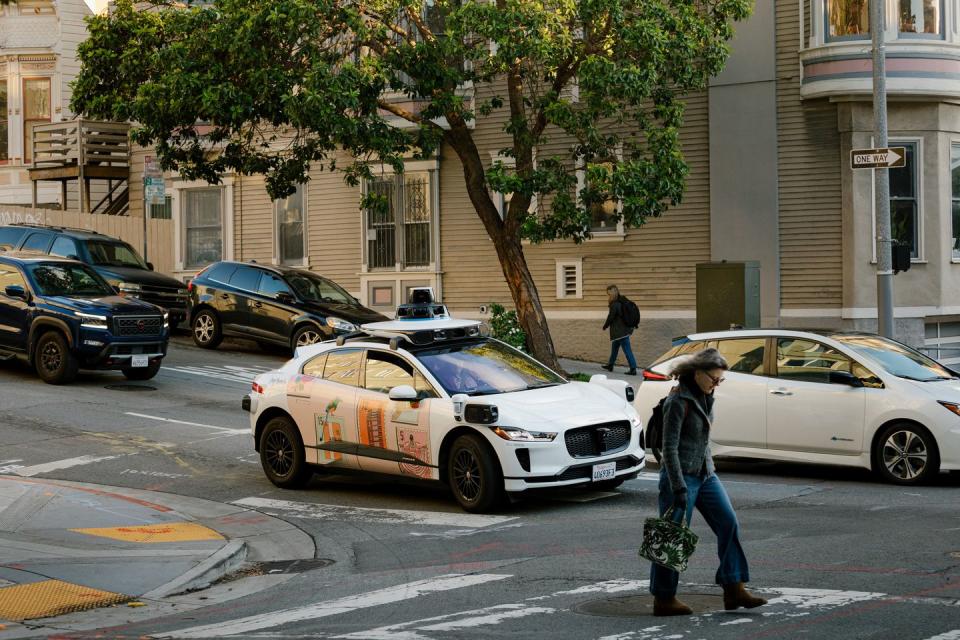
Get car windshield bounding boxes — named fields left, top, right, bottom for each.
left=27, top=263, right=115, bottom=297
left=285, top=271, right=356, bottom=305
left=85, top=240, right=147, bottom=269
left=416, top=340, right=566, bottom=396
left=834, top=335, right=956, bottom=381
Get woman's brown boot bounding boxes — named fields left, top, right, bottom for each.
left=722, top=582, right=767, bottom=610
left=653, top=596, right=693, bottom=616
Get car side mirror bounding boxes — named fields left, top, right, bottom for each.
left=146, top=261, right=154, bottom=271
left=276, top=291, right=294, bottom=303
left=829, top=370, right=864, bottom=387
left=388, top=385, right=419, bottom=402
left=4, top=285, right=29, bottom=301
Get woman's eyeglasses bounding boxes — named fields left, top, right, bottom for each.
left=704, top=372, right=725, bottom=386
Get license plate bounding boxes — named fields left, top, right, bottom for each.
left=592, top=461, right=616, bottom=482
left=131, top=355, right=149, bottom=368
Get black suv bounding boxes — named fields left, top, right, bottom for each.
left=0, top=224, right=189, bottom=327
left=188, top=261, right=387, bottom=352
left=0, top=253, right=169, bottom=384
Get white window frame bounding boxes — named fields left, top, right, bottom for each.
left=555, top=258, right=583, bottom=300
left=576, top=147, right=626, bottom=241
left=171, top=177, right=235, bottom=276
left=274, top=182, right=308, bottom=267
left=870, top=136, right=924, bottom=263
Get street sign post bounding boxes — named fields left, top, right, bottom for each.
left=850, top=147, right=906, bottom=170
left=142, top=155, right=165, bottom=264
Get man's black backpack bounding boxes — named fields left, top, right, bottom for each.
left=620, top=296, right=640, bottom=328
left=645, top=393, right=687, bottom=463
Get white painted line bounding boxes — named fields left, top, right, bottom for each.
left=232, top=496, right=517, bottom=528
left=922, top=632, right=960, bottom=640
left=766, top=588, right=887, bottom=610
left=335, top=603, right=555, bottom=639
left=13, top=455, right=122, bottom=477
left=160, top=573, right=512, bottom=638
left=126, top=412, right=249, bottom=435
left=636, top=472, right=660, bottom=482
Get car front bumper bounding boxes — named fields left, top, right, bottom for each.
left=502, top=454, right=645, bottom=492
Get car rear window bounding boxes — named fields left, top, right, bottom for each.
left=203, top=263, right=236, bottom=284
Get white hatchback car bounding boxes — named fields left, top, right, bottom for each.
left=243, top=313, right=644, bottom=512
left=634, top=329, right=960, bottom=484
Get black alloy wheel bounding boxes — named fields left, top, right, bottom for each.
left=192, top=309, right=223, bottom=349
left=259, top=416, right=311, bottom=489
left=448, top=433, right=504, bottom=513
left=34, top=331, right=79, bottom=385
left=873, top=422, right=940, bottom=485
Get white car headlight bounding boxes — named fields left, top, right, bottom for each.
left=77, top=312, right=108, bottom=329
left=326, top=317, right=357, bottom=332
left=491, top=426, right=557, bottom=442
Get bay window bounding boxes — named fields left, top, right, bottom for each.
left=898, top=0, right=941, bottom=36
left=826, top=0, right=870, bottom=40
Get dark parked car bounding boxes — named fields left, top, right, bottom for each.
left=0, top=224, right=188, bottom=327
left=187, top=261, right=388, bottom=352
left=0, top=253, right=169, bottom=384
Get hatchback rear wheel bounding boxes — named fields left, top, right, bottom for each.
left=873, top=423, right=940, bottom=485
left=260, top=416, right=312, bottom=489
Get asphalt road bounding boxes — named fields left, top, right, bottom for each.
left=1, top=333, right=959, bottom=640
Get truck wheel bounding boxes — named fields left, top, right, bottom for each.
left=448, top=433, right=504, bottom=513
left=122, top=361, right=162, bottom=381
left=35, top=331, right=79, bottom=385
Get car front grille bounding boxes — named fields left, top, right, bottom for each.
left=113, top=315, right=164, bottom=337
left=564, top=421, right=632, bottom=458
left=138, top=285, right=188, bottom=308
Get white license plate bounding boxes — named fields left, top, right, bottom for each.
left=131, top=355, right=149, bottom=368
left=592, top=461, right=617, bottom=482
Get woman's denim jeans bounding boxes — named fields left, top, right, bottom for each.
left=649, top=469, right=750, bottom=598
left=608, top=335, right=637, bottom=370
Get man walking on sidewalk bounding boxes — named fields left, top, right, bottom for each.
left=602, top=284, right=638, bottom=375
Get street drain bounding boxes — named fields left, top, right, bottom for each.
left=104, top=384, right=157, bottom=392
left=573, top=593, right=724, bottom=617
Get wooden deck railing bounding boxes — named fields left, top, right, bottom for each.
left=30, top=119, right=130, bottom=170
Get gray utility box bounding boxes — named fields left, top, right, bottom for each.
left=696, top=261, right=760, bottom=333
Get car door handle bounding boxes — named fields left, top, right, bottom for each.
left=769, top=389, right=793, bottom=396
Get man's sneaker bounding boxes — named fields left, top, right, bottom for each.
left=601, top=364, right=614, bottom=372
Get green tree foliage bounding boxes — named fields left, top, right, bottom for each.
left=72, top=0, right=750, bottom=371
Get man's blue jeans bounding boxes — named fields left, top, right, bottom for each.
left=649, top=470, right=750, bottom=598
left=608, top=335, right=637, bottom=370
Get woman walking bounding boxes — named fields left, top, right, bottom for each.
left=650, top=348, right=767, bottom=616
left=601, top=285, right=637, bottom=375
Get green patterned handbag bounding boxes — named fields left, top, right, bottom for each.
left=638, top=507, right=699, bottom=572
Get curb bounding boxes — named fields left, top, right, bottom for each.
left=142, top=539, right=248, bottom=599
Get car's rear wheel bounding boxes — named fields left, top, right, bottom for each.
left=260, top=416, right=312, bottom=489
left=873, top=422, right=940, bottom=485
left=291, top=324, right=324, bottom=355
left=448, top=433, right=504, bottom=513
left=34, top=331, right=78, bottom=385
left=192, top=309, right=223, bottom=349
left=122, top=361, right=161, bottom=381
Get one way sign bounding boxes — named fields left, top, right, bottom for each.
left=851, top=147, right=907, bottom=169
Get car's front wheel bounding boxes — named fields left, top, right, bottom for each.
left=873, top=422, right=940, bottom=485
left=259, top=416, right=312, bottom=489
left=192, top=309, right=223, bottom=349
left=447, top=433, right=504, bottom=513
left=122, top=361, right=162, bottom=381
left=34, top=331, right=79, bottom=385
left=291, top=324, right=324, bottom=355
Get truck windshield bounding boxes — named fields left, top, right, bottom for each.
left=27, top=263, right=115, bottom=297
left=85, top=240, right=147, bottom=269
left=417, top=340, right=565, bottom=396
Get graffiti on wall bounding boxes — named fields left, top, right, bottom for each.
left=0, top=210, right=42, bottom=226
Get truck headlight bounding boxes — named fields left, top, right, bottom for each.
left=491, top=426, right=557, bottom=442
left=77, top=312, right=108, bottom=329
left=111, top=281, right=142, bottom=297
left=163, top=311, right=169, bottom=328
left=326, top=317, right=357, bottom=332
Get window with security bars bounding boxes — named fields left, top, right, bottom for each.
left=556, top=260, right=582, bottom=299
left=365, top=172, right=432, bottom=270
left=150, top=196, right=172, bottom=220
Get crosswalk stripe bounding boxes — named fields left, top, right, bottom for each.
left=232, top=496, right=517, bottom=528
left=159, top=573, right=512, bottom=638
left=922, top=631, right=960, bottom=640
left=335, top=603, right=556, bottom=639
left=12, top=455, right=122, bottom=477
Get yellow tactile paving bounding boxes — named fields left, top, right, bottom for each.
left=0, top=579, right=130, bottom=621
left=70, top=521, right=224, bottom=543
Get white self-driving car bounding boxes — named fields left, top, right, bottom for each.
left=243, top=297, right=644, bottom=512
left=634, top=329, right=960, bottom=484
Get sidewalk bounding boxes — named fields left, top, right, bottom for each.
left=0, top=476, right=313, bottom=631
left=560, top=357, right=641, bottom=386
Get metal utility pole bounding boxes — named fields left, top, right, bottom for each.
left=872, top=0, right=894, bottom=338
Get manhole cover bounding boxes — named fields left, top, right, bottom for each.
left=574, top=593, right=724, bottom=617
left=104, top=384, right=156, bottom=392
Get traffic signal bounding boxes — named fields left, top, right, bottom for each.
left=892, top=242, right=912, bottom=274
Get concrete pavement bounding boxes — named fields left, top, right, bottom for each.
left=0, top=475, right=313, bottom=633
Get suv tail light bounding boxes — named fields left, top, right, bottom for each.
left=642, top=369, right=670, bottom=381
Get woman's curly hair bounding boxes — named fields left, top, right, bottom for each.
left=670, top=347, right=729, bottom=379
